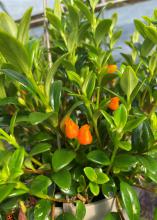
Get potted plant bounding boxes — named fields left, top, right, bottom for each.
left=0, top=0, right=157, bottom=219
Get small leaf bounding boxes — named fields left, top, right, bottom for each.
left=102, top=179, right=117, bottom=199
left=30, top=142, right=51, bottom=156
left=96, top=172, right=109, bottom=184
left=134, top=19, right=146, bottom=38
left=0, top=184, right=15, bottom=203
left=87, top=150, right=110, bottom=166
left=75, top=1, right=92, bottom=23
left=145, top=26, right=157, bottom=44
left=141, top=38, right=154, bottom=56
left=120, top=181, right=140, bottom=220
left=101, top=110, right=114, bottom=128
left=50, top=80, right=62, bottom=112
left=124, top=115, right=146, bottom=131
left=30, top=175, right=52, bottom=198
left=52, top=149, right=76, bottom=172
left=89, top=182, right=99, bottom=196
left=67, top=71, right=82, bottom=87
left=34, top=199, right=51, bottom=220
left=76, top=201, right=86, bottom=220
left=120, top=66, right=138, bottom=100
left=28, top=112, right=52, bottom=125
left=54, top=0, right=62, bottom=20
left=118, top=141, right=131, bottom=151
left=113, top=154, right=137, bottom=172
left=56, top=213, right=77, bottom=220
left=84, top=167, right=97, bottom=182
left=95, top=19, right=112, bottom=45
left=17, top=7, right=32, bottom=44
left=113, top=104, right=127, bottom=131
left=52, top=169, right=71, bottom=189
left=104, top=212, right=120, bottom=220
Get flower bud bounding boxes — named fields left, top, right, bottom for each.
left=64, top=117, right=79, bottom=139
left=107, top=65, right=117, bottom=74
left=108, top=97, right=120, bottom=111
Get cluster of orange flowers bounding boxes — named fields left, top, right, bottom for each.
left=64, top=65, right=120, bottom=144
left=64, top=117, right=93, bottom=145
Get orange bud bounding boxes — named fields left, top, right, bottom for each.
left=77, top=124, right=93, bottom=145
left=64, top=117, right=79, bottom=139
left=108, top=97, right=120, bottom=111
left=106, top=65, right=117, bottom=74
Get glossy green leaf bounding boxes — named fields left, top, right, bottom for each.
left=120, top=66, right=138, bottom=100
left=118, top=141, right=131, bottom=151
left=30, top=175, right=52, bottom=198
left=67, top=71, right=82, bottom=87
left=8, top=148, right=25, bottom=179
left=34, top=199, right=51, bottom=220
left=52, top=169, right=71, bottom=189
left=85, top=72, right=96, bottom=99
left=113, top=104, right=127, bottom=131
left=1, top=69, right=36, bottom=95
left=84, top=167, right=97, bottom=182
left=30, top=142, right=51, bottom=156
left=87, top=150, right=110, bottom=166
left=153, top=207, right=157, bottom=220
left=46, top=9, right=62, bottom=31
left=89, top=182, right=99, bottom=196
left=124, top=115, right=146, bottom=132
left=145, top=26, right=157, bottom=44
left=89, top=0, right=99, bottom=11
left=104, top=212, right=120, bottom=220
left=54, top=0, right=62, bottom=20
left=76, top=201, right=86, bottom=220
left=96, top=172, right=109, bottom=184
left=95, top=19, right=112, bottom=45
left=56, top=213, right=77, bottom=220
left=0, top=97, right=18, bottom=106
left=113, top=154, right=137, bottom=172
left=9, top=111, right=18, bottom=135
left=134, top=19, right=146, bottom=38
left=52, top=149, right=76, bottom=172
left=141, top=38, right=155, bottom=56
left=17, top=7, right=32, bottom=44
left=0, top=197, right=19, bottom=212
left=68, top=5, right=79, bottom=27
left=0, top=12, right=17, bottom=36
left=101, top=110, right=114, bottom=128
left=102, top=179, right=117, bottom=199
left=45, top=53, right=67, bottom=97
left=0, top=184, right=15, bottom=203
left=0, top=31, right=31, bottom=74
left=75, top=1, right=92, bottom=23
left=50, top=80, right=62, bottom=112
left=28, top=112, right=52, bottom=125
left=120, top=181, right=140, bottom=220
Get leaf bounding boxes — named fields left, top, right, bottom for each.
left=67, top=71, right=82, bottom=87
left=87, top=150, right=110, bottom=166
left=76, top=201, right=86, bottom=220
left=1, top=69, right=36, bottom=95
left=52, top=149, right=76, bottom=172
left=8, top=148, right=25, bottom=179
left=120, top=181, right=140, bottom=220
left=141, top=38, right=154, bottom=56
left=102, top=179, right=117, bottom=199
left=46, top=9, right=62, bottom=31
left=45, top=53, right=67, bottom=97
left=30, top=175, right=52, bottom=198
left=0, top=97, right=18, bottom=106
left=75, top=1, right=92, bottom=23
left=134, top=19, right=146, bottom=38
left=89, top=0, right=99, bottom=11
left=34, top=199, right=51, bottom=220
left=54, top=0, right=62, bottom=20
left=113, top=104, right=127, bottom=131
left=120, top=66, right=138, bottom=100
left=50, top=80, right=62, bottom=112
left=17, top=7, right=32, bottom=44
left=68, top=5, right=79, bottom=27
left=30, top=143, right=51, bottom=156
left=89, top=182, right=99, bottom=196
left=118, top=141, right=131, bottom=151
left=0, top=184, right=15, bottom=203
left=100, top=110, right=114, bottom=128
left=96, top=172, right=109, bottom=184
left=9, top=111, right=18, bottom=135
left=85, top=72, right=96, bottom=99
left=113, top=154, right=137, bottom=172
left=0, top=31, right=31, bottom=74
left=145, top=26, right=157, bottom=44
left=0, top=12, right=17, bottom=36
left=124, top=115, right=146, bottom=132
left=52, top=169, right=71, bottom=189
left=28, top=112, right=52, bottom=125
left=84, top=167, right=97, bottom=182
left=56, top=213, right=77, bottom=220
left=104, top=212, right=121, bottom=220
left=153, top=207, right=157, bottom=220
left=95, top=19, right=112, bottom=45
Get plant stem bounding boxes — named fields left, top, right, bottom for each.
left=107, top=145, right=118, bottom=174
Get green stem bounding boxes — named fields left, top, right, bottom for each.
left=107, top=145, right=118, bottom=174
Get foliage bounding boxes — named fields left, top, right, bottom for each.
left=0, top=1, right=157, bottom=219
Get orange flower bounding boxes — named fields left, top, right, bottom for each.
left=106, top=65, right=117, bottom=74
left=108, top=97, right=120, bottom=111
left=77, top=124, right=93, bottom=145
left=64, top=117, right=79, bottom=139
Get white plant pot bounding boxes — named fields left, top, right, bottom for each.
left=54, top=198, right=129, bottom=220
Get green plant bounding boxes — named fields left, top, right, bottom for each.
left=0, top=1, right=157, bottom=219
